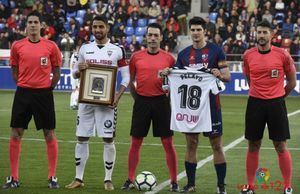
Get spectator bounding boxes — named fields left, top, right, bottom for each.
left=239, top=9, right=249, bottom=23
left=94, top=1, right=107, bottom=16
left=262, top=9, right=273, bottom=24
left=166, top=16, right=180, bottom=34
left=282, top=17, right=294, bottom=38
left=173, top=0, right=188, bottom=35
left=249, top=8, right=262, bottom=22
left=205, top=16, right=216, bottom=39
left=130, top=6, right=140, bottom=28
left=139, top=0, right=149, bottom=18
left=163, top=25, right=177, bottom=52
left=213, top=33, right=223, bottom=47
left=0, top=30, right=10, bottom=49
left=32, top=0, right=43, bottom=14
left=160, top=0, right=172, bottom=9
left=42, top=22, right=55, bottom=40
left=275, top=0, right=285, bottom=13
left=148, top=1, right=161, bottom=19
left=115, top=6, right=127, bottom=24
left=245, top=0, right=258, bottom=15
left=217, top=8, right=228, bottom=24
left=83, top=8, right=94, bottom=24
left=215, top=17, right=227, bottom=41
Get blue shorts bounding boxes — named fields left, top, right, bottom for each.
left=203, top=93, right=223, bottom=137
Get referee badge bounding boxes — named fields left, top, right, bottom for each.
left=40, top=57, right=48, bottom=66
left=271, top=69, right=279, bottom=78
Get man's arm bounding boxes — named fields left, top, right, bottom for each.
left=111, top=65, right=130, bottom=107
left=51, top=66, right=61, bottom=88
left=11, top=66, right=18, bottom=83
left=212, top=61, right=231, bottom=82
left=129, top=73, right=137, bottom=100
left=284, top=71, right=296, bottom=98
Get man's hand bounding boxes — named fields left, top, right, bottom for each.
left=78, top=63, right=88, bottom=71
left=159, top=67, right=172, bottom=77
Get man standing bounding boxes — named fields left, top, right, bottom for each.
left=3, top=11, right=61, bottom=189
left=121, top=23, right=179, bottom=192
left=162, top=16, right=230, bottom=194
left=240, top=20, right=296, bottom=194
left=65, top=16, right=130, bottom=191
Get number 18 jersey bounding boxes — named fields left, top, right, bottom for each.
left=168, top=70, right=221, bottom=133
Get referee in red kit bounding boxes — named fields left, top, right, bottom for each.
left=3, top=11, right=62, bottom=189
left=121, top=23, right=179, bottom=192
left=240, top=20, right=296, bottom=194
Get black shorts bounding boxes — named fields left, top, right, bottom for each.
left=245, top=96, right=290, bottom=141
left=10, top=87, right=56, bottom=130
left=130, top=94, right=173, bottom=137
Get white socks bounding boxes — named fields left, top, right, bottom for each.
left=103, top=141, right=116, bottom=181
left=75, top=141, right=89, bottom=181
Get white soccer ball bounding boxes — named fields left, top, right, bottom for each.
left=135, top=171, right=157, bottom=191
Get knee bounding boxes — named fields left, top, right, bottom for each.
left=274, top=142, right=287, bottom=153
left=11, top=128, right=24, bottom=139
left=44, top=130, right=56, bottom=141
left=211, top=143, right=223, bottom=153
left=248, top=141, right=261, bottom=152
left=187, top=138, right=198, bottom=151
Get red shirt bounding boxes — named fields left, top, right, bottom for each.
left=130, top=49, right=175, bottom=96
left=10, top=37, right=62, bottom=88
left=243, top=46, right=296, bottom=99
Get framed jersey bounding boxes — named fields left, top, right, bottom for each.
left=79, top=64, right=117, bottom=105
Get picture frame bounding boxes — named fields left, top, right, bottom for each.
left=79, top=64, right=117, bottom=105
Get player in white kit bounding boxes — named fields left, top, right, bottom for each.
left=65, top=16, right=130, bottom=191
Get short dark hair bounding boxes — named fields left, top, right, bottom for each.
left=92, top=15, right=108, bottom=25
left=189, top=16, right=206, bottom=29
left=147, top=23, right=163, bottom=34
left=257, top=19, right=272, bottom=29
left=26, top=11, right=42, bottom=23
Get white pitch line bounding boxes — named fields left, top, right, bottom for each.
left=145, top=109, right=300, bottom=194
left=0, top=137, right=299, bottom=151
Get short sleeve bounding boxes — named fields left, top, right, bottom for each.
left=129, top=53, right=136, bottom=77
left=9, top=42, right=19, bottom=67
left=283, top=50, right=296, bottom=74
left=117, top=46, right=127, bottom=67
left=242, top=52, right=249, bottom=76
left=50, top=42, right=62, bottom=67
left=174, top=51, right=184, bottom=69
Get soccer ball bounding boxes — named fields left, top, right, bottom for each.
left=135, top=171, right=157, bottom=191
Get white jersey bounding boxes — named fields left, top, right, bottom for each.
left=168, top=70, right=221, bottom=133
left=74, top=40, right=128, bottom=138
left=73, top=40, right=127, bottom=76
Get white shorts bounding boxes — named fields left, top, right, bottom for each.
left=76, top=103, right=117, bottom=138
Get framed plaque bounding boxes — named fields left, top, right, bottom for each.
left=79, top=64, right=117, bottom=105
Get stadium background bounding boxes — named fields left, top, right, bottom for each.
left=0, top=0, right=299, bottom=194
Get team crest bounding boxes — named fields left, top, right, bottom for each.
left=201, top=54, right=208, bottom=62
left=271, top=69, right=279, bottom=78
left=40, top=57, right=48, bottom=66
left=107, top=50, right=113, bottom=57
left=104, top=120, right=113, bottom=128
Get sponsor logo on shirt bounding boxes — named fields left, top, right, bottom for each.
left=86, top=51, right=94, bottom=54
left=85, top=59, right=113, bottom=65
left=176, top=113, right=199, bottom=123
left=189, top=63, right=208, bottom=69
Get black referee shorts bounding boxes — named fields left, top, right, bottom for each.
left=245, top=96, right=290, bottom=141
left=10, top=87, right=56, bottom=130
left=130, top=94, right=173, bottom=137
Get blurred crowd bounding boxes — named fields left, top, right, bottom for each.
left=0, top=0, right=300, bottom=67
left=208, top=0, right=300, bottom=61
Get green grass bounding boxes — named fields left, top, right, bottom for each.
left=0, top=91, right=299, bottom=194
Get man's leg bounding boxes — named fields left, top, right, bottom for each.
left=10, top=128, right=24, bottom=181
left=103, top=137, right=116, bottom=190
left=273, top=141, right=292, bottom=190
left=246, top=140, right=261, bottom=190
left=209, top=136, right=226, bottom=189
left=183, top=133, right=198, bottom=190
left=127, top=136, right=143, bottom=182
left=161, top=136, right=178, bottom=184
left=43, top=129, right=59, bottom=189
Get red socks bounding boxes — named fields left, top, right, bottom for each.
left=161, top=136, right=178, bottom=183
left=46, top=138, right=58, bottom=179
left=9, top=138, right=21, bottom=181
left=246, top=151, right=259, bottom=189
left=278, top=150, right=292, bottom=188
left=128, top=137, right=143, bottom=182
